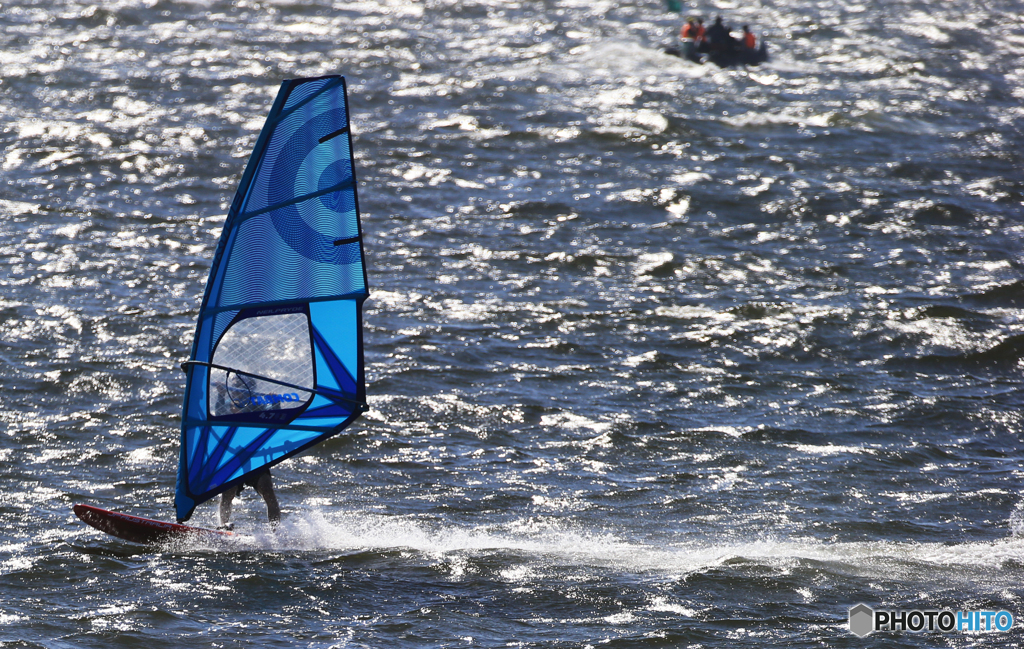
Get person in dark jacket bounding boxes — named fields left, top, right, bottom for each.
left=705, top=15, right=736, bottom=51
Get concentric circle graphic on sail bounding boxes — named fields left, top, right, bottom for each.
left=264, top=108, right=360, bottom=265
left=174, top=76, right=368, bottom=523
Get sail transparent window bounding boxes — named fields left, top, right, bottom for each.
left=209, top=313, right=314, bottom=417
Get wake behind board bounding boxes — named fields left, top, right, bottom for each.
left=73, top=504, right=233, bottom=544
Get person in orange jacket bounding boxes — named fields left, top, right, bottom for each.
left=681, top=17, right=698, bottom=39
left=741, top=25, right=756, bottom=49
left=681, top=18, right=706, bottom=43
left=678, top=16, right=706, bottom=61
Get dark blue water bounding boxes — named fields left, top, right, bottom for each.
left=2, top=0, right=1023, bottom=646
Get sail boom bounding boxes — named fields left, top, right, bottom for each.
left=180, top=360, right=366, bottom=408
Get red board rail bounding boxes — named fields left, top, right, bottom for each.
left=73, top=504, right=233, bottom=544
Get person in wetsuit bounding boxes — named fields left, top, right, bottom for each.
left=219, top=469, right=281, bottom=528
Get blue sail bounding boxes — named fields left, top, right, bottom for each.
left=175, top=76, right=368, bottom=522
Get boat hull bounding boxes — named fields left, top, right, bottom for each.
left=664, top=40, right=769, bottom=67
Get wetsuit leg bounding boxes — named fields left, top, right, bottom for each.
left=219, top=484, right=241, bottom=527
left=253, top=471, right=281, bottom=524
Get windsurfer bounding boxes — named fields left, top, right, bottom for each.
left=218, top=469, right=281, bottom=528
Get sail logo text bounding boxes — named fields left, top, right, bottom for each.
left=249, top=393, right=302, bottom=406
left=848, top=604, right=1014, bottom=637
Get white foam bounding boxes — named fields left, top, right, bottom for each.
left=174, top=508, right=1024, bottom=589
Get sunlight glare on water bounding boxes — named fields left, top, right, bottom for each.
left=1, top=0, right=1023, bottom=646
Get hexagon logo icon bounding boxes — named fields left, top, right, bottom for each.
left=849, top=603, right=874, bottom=637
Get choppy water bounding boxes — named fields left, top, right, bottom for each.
left=2, top=0, right=1024, bottom=646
